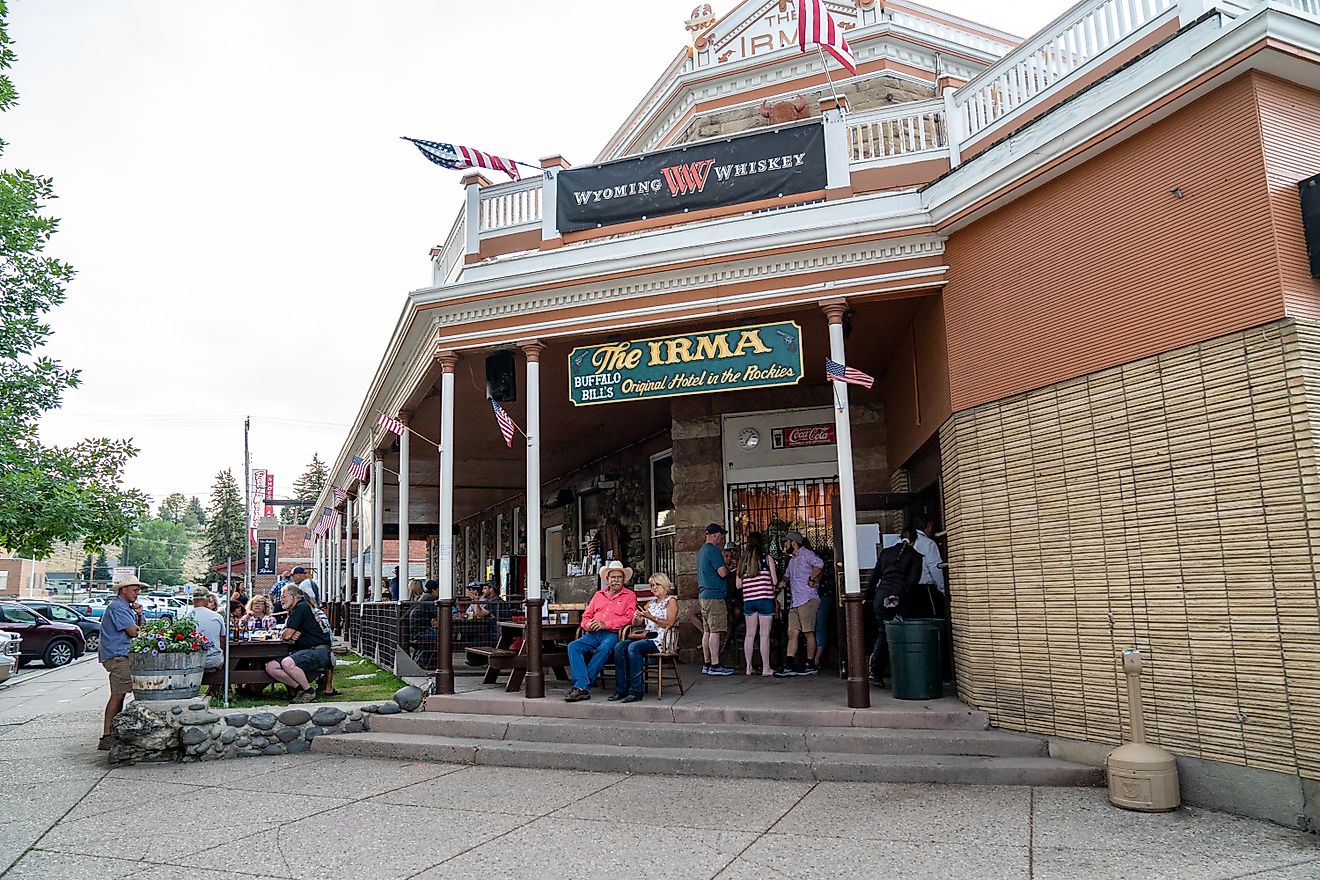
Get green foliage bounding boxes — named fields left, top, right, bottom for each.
left=129, top=616, right=206, bottom=655
left=0, top=2, right=147, bottom=557
left=184, top=495, right=206, bottom=529
left=158, top=492, right=187, bottom=524
left=213, top=652, right=406, bottom=708
left=93, top=552, right=110, bottom=582
left=127, top=517, right=189, bottom=585
left=203, top=469, right=246, bottom=582
left=283, top=453, right=328, bottom=525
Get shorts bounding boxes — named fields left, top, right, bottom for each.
left=289, top=646, right=332, bottom=673
left=743, top=598, right=775, bottom=617
left=103, top=656, right=132, bottom=695
left=699, top=598, right=728, bottom=634
left=787, top=598, right=819, bottom=633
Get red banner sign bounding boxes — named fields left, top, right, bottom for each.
left=772, top=423, right=836, bottom=449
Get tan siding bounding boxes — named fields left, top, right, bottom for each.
left=1255, top=75, right=1320, bottom=321
left=943, top=74, right=1285, bottom=413
left=943, top=318, right=1320, bottom=779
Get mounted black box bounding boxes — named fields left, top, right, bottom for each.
left=1300, top=173, right=1320, bottom=279
left=486, top=350, right=517, bottom=402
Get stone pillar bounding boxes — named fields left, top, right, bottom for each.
left=522, top=340, right=545, bottom=698
left=823, top=300, right=870, bottom=710
left=435, top=351, right=458, bottom=695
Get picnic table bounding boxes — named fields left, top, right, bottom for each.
left=465, top=620, right=578, bottom=692
left=201, top=637, right=290, bottom=689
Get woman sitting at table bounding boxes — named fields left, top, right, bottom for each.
left=609, top=572, right=677, bottom=704
left=239, top=595, right=279, bottom=631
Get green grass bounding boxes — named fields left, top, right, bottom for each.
left=204, top=651, right=410, bottom=708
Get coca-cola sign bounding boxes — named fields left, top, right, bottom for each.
left=772, top=423, right=836, bottom=449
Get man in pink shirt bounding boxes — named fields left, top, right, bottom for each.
left=565, top=560, right=638, bottom=702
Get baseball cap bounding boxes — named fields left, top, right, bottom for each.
left=705, top=523, right=727, bottom=535
left=783, top=530, right=805, bottom=545
left=291, top=566, right=307, bottom=575
left=190, top=585, right=211, bottom=600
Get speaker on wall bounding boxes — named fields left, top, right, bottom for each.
left=1300, top=174, right=1320, bottom=279
left=485, top=351, right=517, bottom=402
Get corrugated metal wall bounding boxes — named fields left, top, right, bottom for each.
left=943, top=317, right=1320, bottom=778
left=1256, top=74, right=1320, bottom=321
left=943, top=73, right=1287, bottom=413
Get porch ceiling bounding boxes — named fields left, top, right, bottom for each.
left=379, top=296, right=924, bottom=522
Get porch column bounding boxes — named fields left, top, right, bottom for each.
left=341, top=497, right=351, bottom=601
left=521, top=340, right=545, bottom=698
left=356, top=489, right=367, bottom=603
left=823, top=301, right=870, bottom=709
left=372, top=456, right=385, bottom=597
left=397, top=410, right=411, bottom=601
left=435, top=351, right=458, bottom=694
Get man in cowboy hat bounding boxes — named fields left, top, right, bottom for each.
left=99, top=577, right=148, bottom=750
left=564, top=560, right=637, bottom=702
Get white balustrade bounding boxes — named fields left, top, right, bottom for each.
left=1278, top=0, right=1320, bottom=14
left=478, top=177, right=544, bottom=233
left=886, top=9, right=1017, bottom=55
left=954, top=0, right=1178, bottom=144
left=848, top=101, right=948, bottom=163
left=435, top=209, right=465, bottom=285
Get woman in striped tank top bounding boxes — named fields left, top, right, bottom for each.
left=737, top=532, right=778, bottom=676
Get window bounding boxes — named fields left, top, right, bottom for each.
left=651, top=452, right=674, bottom=533
left=2, top=605, right=39, bottom=624
left=48, top=606, right=77, bottom=623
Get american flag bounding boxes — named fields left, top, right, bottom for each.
left=798, top=0, right=857, bottom=76
left=333, top=486, right=348, bottom=503
left=826, top=357, right=874, bottom=388
left=314, top=506, right=335, bottom=537
left=347, top=454, right=370, bottom=483
left=302, top=531, right=313, bottom=549
left=377, top=412, right=406, bottom=437
left=401, top=137, right=523, bottom=182
left=490, top=400, right=518, bottom=448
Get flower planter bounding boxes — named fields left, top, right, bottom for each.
left=128, top=649, right=205, bottom=702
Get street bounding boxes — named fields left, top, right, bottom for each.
left=0, top=660, right=1316, bottom=879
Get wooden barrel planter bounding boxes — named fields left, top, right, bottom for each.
left=128, top=650, right=205, bottom=702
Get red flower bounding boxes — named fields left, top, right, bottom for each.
left=175, top=633, right=185, bottom=640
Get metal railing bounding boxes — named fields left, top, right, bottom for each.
left=339, top=599, right=530, bottom=676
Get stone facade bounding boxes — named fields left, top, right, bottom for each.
left=671, top=77, right=936, bottom=146
left=942, top=317, right=1320, bottom=789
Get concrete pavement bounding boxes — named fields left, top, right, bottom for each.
left=0, top=658, right=1316, bottom=880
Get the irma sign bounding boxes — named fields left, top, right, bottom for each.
left=555, top=122, right=826, bottom=233
left=569, top=321, right=803, bottom=406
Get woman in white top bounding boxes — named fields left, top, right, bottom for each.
left=609, top=573, right=678, bottom=703
left=737, top=532, right=778, bottom=676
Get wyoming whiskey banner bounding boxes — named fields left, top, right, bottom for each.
left=555, top=121, right=826, bottom=233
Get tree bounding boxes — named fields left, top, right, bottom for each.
left=203, top=469, right=246, bottom=583
left=0, top=3, right=147, bottom=557
left=183, top=495, right=206, bottom=529
left=93, top=552, right=110, bottom=583
left=125, top=518, right=188, bottom=586
left=158, top=492, right=187, bottom=524
left=283, top=453, right=328, bottom=525
left=80, top=553, right=91, bottom=587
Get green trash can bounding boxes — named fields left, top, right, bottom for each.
left=886, top=618, right=942, bottom=700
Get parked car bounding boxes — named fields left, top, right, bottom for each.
left=0, top=603, right=85, bottom=667
left=0, top=631, right=19, bottom=683
left=138, top=596, right=175, bottom=621
left=83, top=597, right=108, bottom=618
left=16, top=600, right=102, bottom=655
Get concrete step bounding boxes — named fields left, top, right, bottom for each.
left=422, top=694, right=991, bottom=730
left=369, top=712, right=1047, bottom=757
left=311, top=730, right=1102, bottom=786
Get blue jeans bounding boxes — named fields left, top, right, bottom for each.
left=612, top=638, right=659, bottom=696
left=815, top=594, right=833, bottom=652
left=567, top=630, right=619, bottom=691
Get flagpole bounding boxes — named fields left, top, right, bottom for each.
left=816, top=45, right=843, bottom=108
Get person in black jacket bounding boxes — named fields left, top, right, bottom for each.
left=866, top=526, right=927, bottom=687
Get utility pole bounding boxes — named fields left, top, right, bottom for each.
left=244, top=416, right=252, bottom=597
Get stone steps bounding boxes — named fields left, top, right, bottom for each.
left=365, top=712, right=1047, bottom=757
left=311, top=721, right=1101, bottom=786
left=416, top=693, right=993, bottom=730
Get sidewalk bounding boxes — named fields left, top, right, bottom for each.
left=0, top=660, right=1316, bottom=879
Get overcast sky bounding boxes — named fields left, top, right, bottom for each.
left=7, top=0, right=1068, bottom=509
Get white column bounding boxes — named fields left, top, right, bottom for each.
left=372, top=457, right=385, bottom=598
left=341, top=499, right=351, bottom=601
left=824, top=302, right=863, bottom=597
left=462, top=172, right=490, bottom=261
left=438, top=354, right=457, bottom=602
left=398, top=412, right=411, bottom=601
left=523, top=342, right=543, bottom=600
left=821, top=98, right=851, bottom=192
left=356, top=493, right=366, bottom=603
left=942, top=86, right=962, bottom=168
